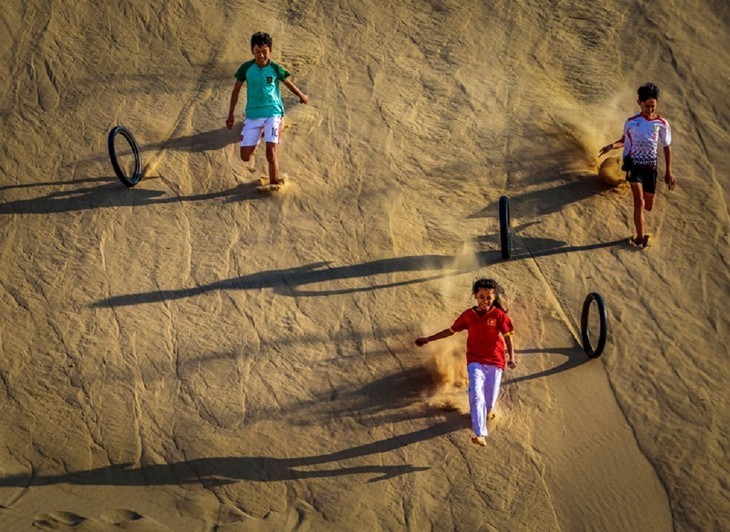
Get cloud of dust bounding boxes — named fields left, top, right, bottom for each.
left=416, top=240, right=479, bottom=415
left=423, top=342, right=469, bottom=414
left=549, top=86, right=637, bottom=173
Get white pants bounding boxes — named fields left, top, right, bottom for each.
left=468, top=362, right=503, bottom=437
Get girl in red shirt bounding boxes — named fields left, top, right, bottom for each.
left=416, top=279, right=516, bottom=446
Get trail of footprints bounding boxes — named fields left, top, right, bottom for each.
left=33, top=508, right=146, bottom=529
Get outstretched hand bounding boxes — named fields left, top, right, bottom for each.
left=598, top=144, right=613, bottom=156
left=415, top=338, right=428, bottom=347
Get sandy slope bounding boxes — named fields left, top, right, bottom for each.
left=0, top=0, right=728, bottom=530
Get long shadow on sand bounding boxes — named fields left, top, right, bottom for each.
left=480, top=232, right=625, bottom=261
left=0, top=417, right=462, bottom=487
left=0, top=177, right=259, bottom=215
left=0, top=351, right=592, bottom=488
left=504, top=347, right=588, bottom=387
left=94, top=238, right=624, bottom=307
left=469, top=175, right=609, bottom=219
left=93, top=255, right=469, bottom=307
left=142, top=127, right=237, bottom=154
left=47, top=127, right=246, bottom=176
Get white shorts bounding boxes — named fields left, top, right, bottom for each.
left=240, top=116, right=282, bottom=146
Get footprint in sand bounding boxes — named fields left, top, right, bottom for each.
left=100, top=508, right=144, bottom=525
left=33, top=508, right=149, bottom=529
left=33, top=510, right=86, bottom=529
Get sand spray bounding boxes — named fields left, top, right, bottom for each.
left=418, top=241, right=482, bottom=414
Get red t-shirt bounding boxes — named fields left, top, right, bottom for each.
left=450, top=307, right=514, bottom=369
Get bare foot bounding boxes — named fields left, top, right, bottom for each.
left=629, top=235, right=650, bottom=249
left=471, top=435, right=487, bottom=446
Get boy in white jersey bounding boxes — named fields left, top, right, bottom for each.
left=599, top=83, right=676, bottom=248
left=226, top=32, right=308, bottom=185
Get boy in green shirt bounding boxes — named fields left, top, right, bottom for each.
left=226, top=32, right=308, bottom=185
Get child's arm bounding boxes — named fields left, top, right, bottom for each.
left=283, top=78, right=309, bottom=104
left=415, top=328, right=453, bottom=347
left=664, top=146, right=676, bottom=190
left=226, top=80, right=243, bottom=129
left=505, top=335, right=516, bottom=368
left=599, top=135, right=625, bottom=156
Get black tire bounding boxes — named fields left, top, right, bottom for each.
left=108, top=125, right=142, bottom=187
left=499, top=195, right=512, bottom=259
left=581, top=292, right=608, bottom=358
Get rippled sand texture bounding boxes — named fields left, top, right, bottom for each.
left=1, top=1, right=728, bottom=530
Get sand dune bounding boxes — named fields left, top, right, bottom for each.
left=1, top=0, right=728, bottom=529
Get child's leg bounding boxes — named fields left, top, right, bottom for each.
left=467, top=363, right=488, bottom=437
left=484, top=365, right=503, bottom=415
left=266, top=142, right=280, bottom=183
left=240, top=145, right=256, bottom=162
left=240, top=118, right=265, bottom=163
left=630, top=183, right=645, bottom=238
left=643, top=191, right=655, bottom=212
left=263, top=117, right=283, bottom=184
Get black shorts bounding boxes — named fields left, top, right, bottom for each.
left=627, top=166, right=658, bottom=194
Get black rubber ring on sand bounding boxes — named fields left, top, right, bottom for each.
left=108, top=125, right=142, bottom=187
left=580, top=292, right=608, bottom=358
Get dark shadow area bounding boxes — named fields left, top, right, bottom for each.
left=0, top=176, right=114, bottom=192
left=469, top=175, right=608, bottom=219
left=271, top=366, right=440, bottom=428
left=0, top=352, right=595, bottom=489
left=0, top=178, right=261, bottom=215
left=141, top=127, right=238, bottom=154
left=93, top=255, right=467, bottom=307
left=0, top=127, right=263, bottom=215
left=0, top=417, right=463, bottom=487
left=478, top=227, right=625, bottom=259
left=508, top=236, right=625, bottom=260
left=41, top=125, right=243, bottom=178
left=93, top=234, right=623, bottom=307
left=503, top=346, right=590, bottom=386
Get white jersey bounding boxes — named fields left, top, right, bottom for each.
left=622, top=114, right=671, bottom=168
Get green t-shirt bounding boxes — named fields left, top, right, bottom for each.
left=234, top=60, right=290, bottom=119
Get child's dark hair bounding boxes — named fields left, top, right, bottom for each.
left=472, top=278, right=507, bottom=311
left=638, top=82, right=660, bottom=101
left=251, top=32, right=272, bottom=49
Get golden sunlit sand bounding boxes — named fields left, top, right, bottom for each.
left=0, top=1, right=728, bottom=530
